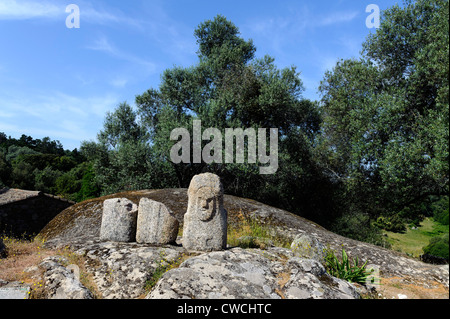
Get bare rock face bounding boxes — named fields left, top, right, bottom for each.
left=183, top=173, right=227, bottom=252
left=39, top=189, right=449, bottom=297
left=70, top=240, right=184, bottom=299
left=100, top=198, right=138, bottom=242
left=39, top=256, right=93, bottom=299
left=147, top=247, right=359, bottom=299
left=136, top=198, right=179, bottom=245
left=291, top=234, right=326, bottom=263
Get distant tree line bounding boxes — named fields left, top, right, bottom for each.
left=0, top=133, right=99, bottom=202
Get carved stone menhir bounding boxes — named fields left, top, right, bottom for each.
left=100, top=198, right=138, bottom=242
left=136, top=198, right=179, bottom=245
left=183, top=173, right=227, bottom=252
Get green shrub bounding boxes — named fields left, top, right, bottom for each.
left=423, top=233, right=449, bottom=260
left=432, top=197, right=449, bottom=226
left=374, top=215, right=406, bottom=233
left=330, top=211, right=390, bottom=248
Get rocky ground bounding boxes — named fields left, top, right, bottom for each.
left=1, top=189, right=448, bottom=299
left=18, top=239, right=359, bottom=299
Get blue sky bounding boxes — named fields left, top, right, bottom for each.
left=0, top=0, right=396, bottom=151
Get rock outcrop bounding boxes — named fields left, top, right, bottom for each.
left=37, top=188, right=449, bottom=299
left=38, top=256, right=93, bottom=299
left=65, top=240, right=185, bottom=299
left=291, top=234, right=326, bottom=263
left=148, top=247, right=359, bottom=299
left=37, top=239, right=359, bottom=299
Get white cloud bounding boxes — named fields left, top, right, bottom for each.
left=318, top=11, right=359, bottom=26
left=87, top=35, right=156, bottom=72
left=81, top=6, right=145, bottom=30
left=0, top=89, right=121, bottom=149
left=0, top=0, right=145, bottom=30
left=0, top=110, right=15, bottom=118
left=0, top=0, right=62, bottom=20
left=87, top=36, right=115, bottom=54
left=320, top=57, right=340, bottom=73
left=110, top=77, right=129, bottom=88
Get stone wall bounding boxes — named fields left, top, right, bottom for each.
left=0, top=195, right=74, bottom=238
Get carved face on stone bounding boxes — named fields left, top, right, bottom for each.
left=184, top=173, right=227, bottom=252
left=187, top=173, right=223, bottom=223
left=195, top=187, right=217, bottom=221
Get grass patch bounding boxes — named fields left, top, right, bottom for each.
left=227, top=211, right=290, bottom=249
left=384, top=218, right=449, bottom=258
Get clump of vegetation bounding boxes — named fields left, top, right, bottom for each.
left=422, top=233, right=449, bottom=261
left=0, top=133, right=99, bottom=202
left=227, top=213, right=290, bottom=249
left=432, top=196, right=449, bottom=226
left=374, top=215, right=407, bottom=233
left=324, top=247, right=375, bottom=284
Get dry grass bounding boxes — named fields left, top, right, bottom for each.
left=0, top=235, right=101, bottom=298
left=0, top=236, right=56, bottom=283
left=227, top=210, right=290, bottom=249
left=275, top=272, right=291, bottom=299
left=377, top=276, right=449, bottom=299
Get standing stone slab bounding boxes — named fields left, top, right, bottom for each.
left=183, top=173, right=227, bottom=252
left=100, top=198, right=138, bottom=242
left=136, top=198, right=179, bottom=245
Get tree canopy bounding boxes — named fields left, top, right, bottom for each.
left=318, top=0, right=448, bottom=237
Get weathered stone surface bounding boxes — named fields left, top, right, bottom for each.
left=100, top=198, right=138, bottom=242
left=147, top=247, right=359, bottom=299
left=39, top=189, right=449, bottom=293
left=57, top=239, right=185, bottom=299
left=183, top=173, right=227, bottom=251
left=39, top=256, right=93, bottom=299
left=291, top=234, right=326, bottom=263
left=136, top=198, right=179, bottom=245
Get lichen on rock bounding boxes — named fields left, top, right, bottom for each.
left=147, top=247, right=359, bottom=299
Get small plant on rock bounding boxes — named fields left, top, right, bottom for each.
left=324, top=247, right=374, bottom=284
left=143, top=250, right=186, bottom=293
